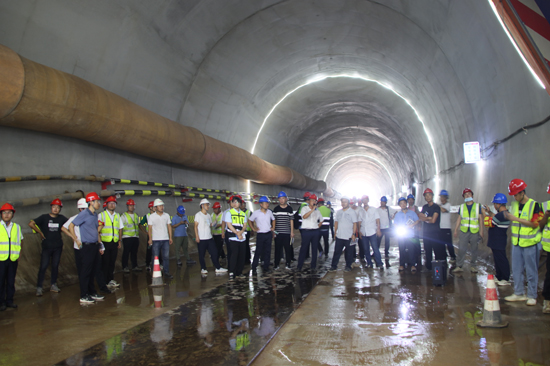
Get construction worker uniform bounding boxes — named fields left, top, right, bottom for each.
left=121, top=212, right=140, bottom=270
left=0, top=220, right=22, bottom=308
left=140, top=213, right=154, bottom=268
left=99, top=211, right=123, bottom=285
left=224, top=208, right=247, bottom=276
left=541, top=201, right=550, bottom=306
left=242, top=208, right=252, bottom=263
left=318, top=205, right=332, bottom=256
left=456, top=203, right=482, bottom=269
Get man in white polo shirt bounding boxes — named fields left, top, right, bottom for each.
left=297, top=194, right=323, bottom=271
left=330, top=196, right=358, bottom=272
left=357, top=195, right=383, bottom=269
left=147, top=199, right=173, bottom=279
left=249, top=196, right=275, bottom=274
left=194, top=199, right=227, bottom=275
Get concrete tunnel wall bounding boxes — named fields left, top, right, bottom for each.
left=0, top=0, right=549, bottom=293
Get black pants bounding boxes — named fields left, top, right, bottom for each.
left=213, top=235, right=225, bottom=260
left=225, top=235, right=232, bottom=264
left=331, top=238, right=353, bottom=269
left=245, top=234, right=251, bottom=263
left=298, top=229, right=320, bottom=270
left=252, top=233, right=272, bottom=271
left=75, top=248, right=108, bottom=292
left=229, top=240, right=246, bottom=276
left=79, top=243, right=99, bottom=298
left=0, top=260, right=18, bottom=305
left=102, top=241, right=118, bottom=284
left=423, top=235, right=446, bottom=270
left=492, top=248, right=510, bottom=282
left=146, top=243, right=152, bottom=268
left=274, top=233, right=292, bottom=267
left=121, top=237, right=139, bottom=269
left=543, top=252, right=550, bottom=300
left=379, top=228, right=391, bottom=257
left=37, top=246, right=63, bottom=288
left=440, top=229, right=456, bottom=259
left=319, top=230, right=330, bottom=255
left=198, top=239, right=220, bottom=270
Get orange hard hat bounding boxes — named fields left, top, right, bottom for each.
left=0, top=203, right=15, bottom=213
left=86, top=192, right=100, bottom=202
left=508, top=179, right=527, bottom=196
left=105, top=196, right=117, bottom=204
left=126, top=199, right=135, bottom=206
left=50, top=198, right=63, bottom=207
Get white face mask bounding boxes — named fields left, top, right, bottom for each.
left=464, top=197, right=473, bottom=203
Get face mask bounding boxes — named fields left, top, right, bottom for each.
left=464, top=197, right=473, bottom=203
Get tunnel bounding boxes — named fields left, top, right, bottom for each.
left=1, top=1, right=550, bottom=365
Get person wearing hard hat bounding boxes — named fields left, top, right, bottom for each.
left=249, top=196, right=275, bottom=274
left=148, top=199, right=174, bottom=279
left=173, top=205, right=195, bottom=266
left=194, top=199, right=227, bottom=275
left=297, top=194, right=323, bottom=272
left=438, top=190, right=456, bottom=264
left=210, top=202, right=225, bottom=264
left=453, top=188, right=485, bottom=273
left=69, top=192, right=103, bottom=304
left=120, top=199, right=142, bottom=273
left=240, top=199, right=253, bottom=264
left=224, top=195, right=248, bottom=279
left=482, top=193, right=511, bottom=286
left=357, top=195, right=383, bottom=269
left=29, top=198, right=68, bottom=297
left=540, top=182, right=550, bottom=314
left=329, top=196, right=358, bottom=272
left=98, top=196, right=124, bottom=288
left=326, top=201, right=335, bottom=239
left=139, top=201, right=156, bottom=271
left=393, top=197, right=421, bottom=272
left=418, top=188, right=444, bottom=272
left=317, top=198, right=332, bottom=258
left=273, top=191, right=294, bottom=270
left=0, top=203, right=23, bottom=311
left=378, top=196, right=397, bottom=265
left=504, top=179, right=543, bottom=306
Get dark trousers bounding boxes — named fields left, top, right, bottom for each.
left=102, top=241, right=119, bottom=284
left=79, top=243, right=99, bottom=298
left=252, top=233, right=272, bottom=271
left=362, top=234, right=382, bottom=266
left=379, top=228, right=391, bottom=257
left=0, top=260, right=18, bottom=305
left=398, top=238, right=421, bottom=267
left=423, top=235, right=446, bottom=270
left=320, top=230, right=330, bottom=255
left=75, top=248, right=105, bottom=294
left=225, top=235, right=232, bottom=264
left=298, top=229, right=320, bottom=270
left=213, top=235, right=225, bottom=260
left=146, top=244, right=152, bottom=268
left=245, top=234, right=251, bottom=263
left=37, top=246, right=63, bottom=288
left=331, top=238, right=353, bottom=269
left=229, top=240, right=246, bottom=276
left=542, top=253, right=550, bottom=300
left=492, top=248, right=510, bottom=282
left=198, top=239, right=220, bottom=270
left=440, top=229, right=456, bottom=259
left=274, top=233, right=292, bottom=267
left=121, top=237, right=139, bottom=269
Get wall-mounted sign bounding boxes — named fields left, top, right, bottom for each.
left=463, top=141, right=481, bottom=164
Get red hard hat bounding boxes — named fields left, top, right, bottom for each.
left=237, top=195, right=243, bottom=201
left=508, top=179, right=527, bottom=196
left=148, top=201, right=154, bottom=208
left=303, top=192, right=311, bottom=198
left=213, top=202, right=221, bottom=209
left=105, top=196, right=117, bottom=204
left=51, top=198, right=63, bottom=207
left=309, top=194, right=318, bottom=201
left=0, top=203, right=15, bottom=213
left=361, top=195, right=369, bottom=200
left=126, top=199, right=135, bottom=206
left=86, top=192, right=100, bottom=202
left=547, top=182, right=550, bottom=194
left=103, top=202, right=107, bottom=208
left=423, top=188, right=434, bottom=196
left=462, top=188, right=473, bottom=197
left=317, top=198, right=325, bottom=203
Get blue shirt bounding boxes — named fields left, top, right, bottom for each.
left=171, top=215, right=188, bottom=237
left=393, top=210, right=419, bottom=238
left=72, top=208, right=99, bottom=243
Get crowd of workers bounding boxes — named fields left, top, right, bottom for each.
left=0, top=178, right=549, bottom=314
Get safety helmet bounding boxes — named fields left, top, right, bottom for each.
left=153, top=198, right=164, bottom=207
left=361, top=195, right=369, bottom=201
left=213, top=202, right=221, bottom=209
left=103, top=202, right=107, bottom=209
left=423, top=188, right=434, bottom=196
left=439, top=190, right=449, bottom=197
left=309, top=194, right=318, bottom=201
left=318, top=198, right=325, bottom=203
left=148, top=201, right=154, bottom=208
left=547, top=182, right=550, bottom=194
left=462, top=188, right=473, bottom=197
left=303, top=192, right=311, bottom=200
left=258, top=196, right=270, bottom=203
left=398, top=197, right=407, bottom=204
left=86, top=192, right=100, bottom=202
left=491, top=193, right=507, bottom=204
left=51, top=198, right=63, bottom=207
left=380, top=196, right=388, bottom=202
left=177, top=205, right=186, bottom=215
left=77, top=198, right=87, bottom=209
left=407, top=194, right=415, bottom=200
left=326, top=201, right=332, bottom=205
left=105, top=196, right=117, bottom=204
left=126, top=199, right=135, bottom=206
left=200, top=199, right=210, bottom=206
left=0, top=203, right=15, bottom=213
left=508, top=179, right=527, bottom=196
left=229, top=195, right=243, bottom=203
left=278, top=191, right=287, bottom=198
left=340, top=196, right=350, bottom=202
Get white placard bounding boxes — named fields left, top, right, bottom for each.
left=463, top=141, right=481, bottom=164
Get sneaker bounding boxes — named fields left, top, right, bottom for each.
left=526, top=298, right=537, bottom=306
left=51, top=284, right=61, bottom=293
left=497, top=280, right=511, bottom=286
left=351, top=262, right=360, bottom=268
left=201, top=269, right=208, bottom=274
left=328, top=267, right=337, bottom=272
left=146, top=266, right=151, bottom=272
left=90, top=293, right=105, bottom=300
left=107, top=280, right=120, bottom=288
left=453, top=266, right=464, bottom=273
left=160, top=265, right=164, bottom=271
left=344, top=267, right=352, bottom=272
left=123, top=267, right=130, bottom=273
left=470, top=267, right=478, bottom=273
left=285, top=266, right=292, bottom=270
left=505, top=294, right=528, bottom=302
left=177, top=261, right=183, bottom=266
left=215, top=268, right=228, bottom=273
left=449, top=258, right=457, bottom=264
left=80, top=296, right=95, bottom=304
left=187, top=259, right=197, bottom=265
left=36, top=287, right=43, bottom=297
left=543, top=300, right=550, bottom=314
left=164, top=273, right=174, bottom=279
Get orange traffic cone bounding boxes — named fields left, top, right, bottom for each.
left=477, top=274, right=508, bottom=328
left=152, top=287, right=164, bottom=309
left=149, top=256, right=164, bottom=287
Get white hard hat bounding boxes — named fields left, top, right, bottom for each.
left=200, top=199, right=210, bottom=206
left=153, top=198, right=164, bottom=207
left=77, top=198, right=87, bottom=209
left=340, top=196, right=350, bottom=201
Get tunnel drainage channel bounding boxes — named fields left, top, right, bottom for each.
left=56, top=264, right=331, bottom=366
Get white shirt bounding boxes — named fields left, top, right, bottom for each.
left=147, top=212, right=171, bottom=241
left=195, top=211, right=213, bottom=240
left=300, top=205, right=322, bottom=229
left=439, top=202, right=451, bottom=229
left=1, top=220, right=22, bottom=240
left=357, top=206, right=380, bottom=236
left=249, top=209, right=274, bottom=233
left=63, top=214, right=81, bottom=249
left=378, top=206, right=397, bottom=229
left=335, top=208, right=359, bottom=239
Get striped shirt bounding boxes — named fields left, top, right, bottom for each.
left=273, top=205, right=293, bottom=234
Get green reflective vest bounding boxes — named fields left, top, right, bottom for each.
left=318, top=206, right=331, bottom=230
left=123, top=212, right=139, bottom=238
left=99, top=211, right=121, bottom=242
left=0, top=223, right=22, bottom=261
left=243, top=208, right=252, bottom=232
left=226, top=208, right=246, bottom=239
left=460, top=203, right=480, bottom=234
left=511, top=198, right=541, bottom=247
left=541, top=201, right=549, bottom=252
left=211, top=212, right=223, bottom=235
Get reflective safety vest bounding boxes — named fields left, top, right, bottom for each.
left=318, top=206, right=331, bottom=230
left=243, top=208, right=252, bottom=232
left=511, top=198, right=541, bottom=247
left=540, top=201, right=550, bottom=252
left=99, top=211, right=121, bottom=242
left=123, top=212, right=139, bottom=238
left=460, top=203, right=480, bottom=234
left=0, top=223, right=22, bottom=261
left=211, top=212, right=223, bottom=235
left=226, top=208, right=246, bottom=239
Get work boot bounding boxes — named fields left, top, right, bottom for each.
left=50, top=283, right=61, bottom=293
left=36, top=287, right=43, bottom=297
left=543, top=300, right=550, bottom=314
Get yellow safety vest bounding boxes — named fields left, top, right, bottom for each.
left=211, top=212, right=223, bottom=235
left=243, top=208, right=252, bottom=232
left=226, top=208, right=246, bottom=239
left=123, top=212, right=139, bottom=237
left=0, top=223, right=22, bottom=261
left=460, top=203, right=480, bottom=234
left=511, top=198, right=542, bottom=247
left=540, top=201, right=549, bottom=252
left=100, top=211, right=120, bottom=242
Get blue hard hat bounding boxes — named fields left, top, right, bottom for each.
left=380, top=196, right=388, bottom=202
left=492, top=193, right=507, bottom=204
left=326, top=201, right=332, bottom=205
left=259, top=196, right=270, bottom=203
left=177, top=205, right=185, bottom=215
left=277, top=191, right=287, bottom=198
left=440, top=190, right=449, bottom=196
left=398, top=197, right=407, bottom=204
left=407, top=194, right=415, bottom=200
